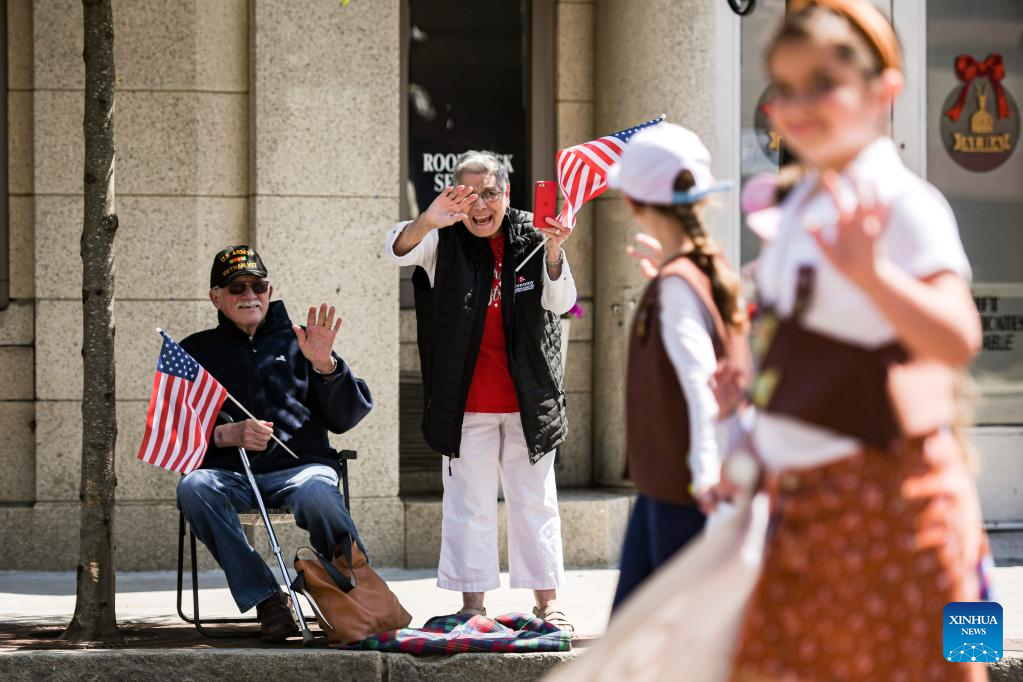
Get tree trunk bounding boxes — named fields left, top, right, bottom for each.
left=63, top=0, right=121, bottom=644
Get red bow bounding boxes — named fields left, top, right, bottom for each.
left=944, top=54, right=1011, bottom=123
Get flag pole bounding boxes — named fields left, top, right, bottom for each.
left=224, top=393, right=300, bottom=460
left=519, top=114, right=664, bottom=276
left=516, top=236, right=549, bottom=273
left=219, top=413, right=315, bottom=645
left=155, top=327, right=300, bottom=460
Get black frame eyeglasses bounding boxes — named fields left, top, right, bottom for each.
left=222, top=280, right=270, bottom=295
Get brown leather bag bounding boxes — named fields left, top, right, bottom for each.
left=291, top=537, right=412, bottom=645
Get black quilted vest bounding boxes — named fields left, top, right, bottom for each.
left=412, top=208, right=567, bottom=463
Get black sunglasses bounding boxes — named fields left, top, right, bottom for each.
left=224, top=280, right=270, bottom=295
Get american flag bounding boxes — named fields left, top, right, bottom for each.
left=556, top=115, right=664, bottom=227
left=136, top=330, right=228, bottom=474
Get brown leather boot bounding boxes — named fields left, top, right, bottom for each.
left=256, top=591, right=299, bottom=643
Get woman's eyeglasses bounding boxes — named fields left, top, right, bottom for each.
left=476, top=189, right=505, bottom=203
left=223, top=280, right=270, bottom=295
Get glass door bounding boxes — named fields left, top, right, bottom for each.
left=923, top=0, right=1023, bottom=425
left=742, top=1, right=1023, bottom=427
left=894, top=0, right=1023, bottom=524
left=738, top=0, right=786, bottom=266
left=737, top=0, right=1023, bottom=520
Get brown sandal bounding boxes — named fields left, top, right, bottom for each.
left=533, top=604, right=575, bottom=635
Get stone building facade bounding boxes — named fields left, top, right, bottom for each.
left=2, top=0, right=1021, bottom=571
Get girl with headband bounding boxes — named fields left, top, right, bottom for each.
left=728, top=1, right=990, bottom=679
left=606, top=122, right=750, bottom=610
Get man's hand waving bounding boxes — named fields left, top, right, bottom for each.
left=292, top=303, right=342, bottom=374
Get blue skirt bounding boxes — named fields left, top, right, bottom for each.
left=611, top=494, right=706, bottom=611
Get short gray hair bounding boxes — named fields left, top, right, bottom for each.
left=453, top=150, right=509, bottom=189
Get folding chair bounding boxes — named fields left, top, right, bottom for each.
left=175, top=446, right=357, bottom=639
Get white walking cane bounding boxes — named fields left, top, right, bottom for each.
left=219, top=413, right=318, bottom=645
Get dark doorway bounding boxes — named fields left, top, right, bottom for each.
left=398, top=0, right=553, bottom=494
left=406, top=0, right=531, bottom=214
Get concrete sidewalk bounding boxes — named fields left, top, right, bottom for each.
left=0, top=568, right=611, bottom=681
left=4, top=567, right=1023, bottom=680
left=5, top=566, right=1023, bottom=636
left=0, top=568, right=617, bottom=634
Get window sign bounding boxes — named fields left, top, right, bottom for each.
left=971, top=292, right=1023, bottom=422
left=975, top=295, right=1023, bottom=354
left=407, top=1, right=530, bottom=215
left=939, top=53, right=1020, bottom=172
left=418, top=151, right=517, bottom=194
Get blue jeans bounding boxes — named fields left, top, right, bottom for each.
left=611, top=494, right=706, bottom=612
left=176, top=462, right=361, bottom=613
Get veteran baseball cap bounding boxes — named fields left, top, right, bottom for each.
left=606, top=122, right=732, bottom=205
left=210, top=246, right=268, bottom=288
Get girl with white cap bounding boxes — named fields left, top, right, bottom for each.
left=607, top=122, right=749, bottom=610
left=729, top=1, right=990, bottom=679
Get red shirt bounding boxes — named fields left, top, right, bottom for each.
left=464, top=237, right=521, bottom=413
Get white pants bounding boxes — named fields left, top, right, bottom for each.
left=437, top=412, right=566, bottom=592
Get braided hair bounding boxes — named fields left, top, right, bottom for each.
left=649, top=170, right=748, bottom=332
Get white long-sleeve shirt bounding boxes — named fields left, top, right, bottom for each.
left=658, top=276, right=733, bottom=493
left=384, top=220, right=578, bottom=315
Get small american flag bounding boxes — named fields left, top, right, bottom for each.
left=556, top=115, right=664, bottom=227
left=136, top=330, right=228, bottom=474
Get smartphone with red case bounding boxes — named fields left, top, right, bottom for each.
left=533, top=180, right=557, bottom=229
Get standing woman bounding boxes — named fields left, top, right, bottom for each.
left=731, top=1, right=989, bottom=680
left=609, top=123, right=749, bottom=610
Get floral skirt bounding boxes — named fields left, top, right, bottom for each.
left=731, top=430, right=990, bottom=682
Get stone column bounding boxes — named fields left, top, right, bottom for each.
left=25, top=0, right=249, bottom=569
left=250, top=1, right=404, bottom=565
left=554, top=0, right=595, bottom=487
left=0, top=0, right=37, bottom=523
left=592, top=0, right=731, bottom=485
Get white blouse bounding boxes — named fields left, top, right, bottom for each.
left=752, top=137, right=972, bottom=471
left=384, top=220, right=578, bottom=316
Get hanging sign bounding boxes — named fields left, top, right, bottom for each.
left=941, top=53, right=1019, bottom=172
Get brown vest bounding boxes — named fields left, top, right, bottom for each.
left=625, top=255, right=746, bottom=505
left=752, top=265, right=956, bottom=448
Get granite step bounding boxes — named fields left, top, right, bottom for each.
left=242, top=487, right=634, bottom=570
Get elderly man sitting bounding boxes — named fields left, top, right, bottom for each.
left=176, top=246, right=373, bottom=642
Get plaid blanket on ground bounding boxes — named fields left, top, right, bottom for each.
left=345, top=612, right=572, bottom=655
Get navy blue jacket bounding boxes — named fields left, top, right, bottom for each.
left=180, top=300, right=373, bottom=475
